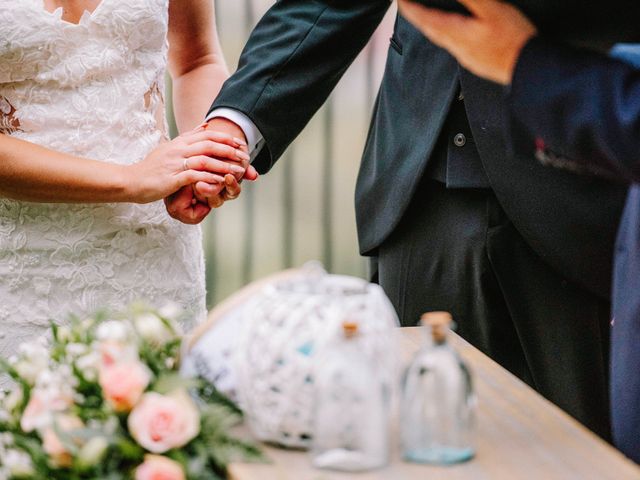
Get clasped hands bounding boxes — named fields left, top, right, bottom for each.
left=164, top=117, right=258, bottom=225
left=162, top=0, right=539, bottom=225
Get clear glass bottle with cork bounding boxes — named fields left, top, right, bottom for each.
left=310, top=320, right=390, bottom=472
left=401, top=311, right=476, bottom=465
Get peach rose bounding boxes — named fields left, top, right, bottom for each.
left=99, top=361, right=151, bottom=412
left=135, top=455, right=186, bottom=480
left=128, top=390, right=200, bottom=454
left=42, top=414, right=84, bottom=468
left=21, top=389, right=73, bottom=433
left=21, top=393, right=50, bottom=433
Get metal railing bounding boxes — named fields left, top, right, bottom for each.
left=183, top=1, right=396, bottom=306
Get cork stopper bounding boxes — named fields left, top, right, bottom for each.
left=421, top=312, right=453, bottom=344
left=342, top=321, right=359, bottom=339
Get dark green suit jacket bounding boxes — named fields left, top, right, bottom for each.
left=210, top=1, right=628, bottom=299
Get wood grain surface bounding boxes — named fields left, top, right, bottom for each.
left=227, top=327, right=640, bottom=480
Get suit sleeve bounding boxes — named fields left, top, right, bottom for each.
left=508, top=37, right=640, bottom=183
left=209, top=1, right=391, bottom=174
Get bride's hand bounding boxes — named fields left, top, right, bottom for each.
left=124, top=130, right=250, bottom=204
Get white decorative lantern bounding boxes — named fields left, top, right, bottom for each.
left=185, top=264, right=399, bottom=449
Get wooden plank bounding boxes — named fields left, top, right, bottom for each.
left=229, top=328, right=640, bottom=480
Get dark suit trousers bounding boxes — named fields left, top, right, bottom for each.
left=377, top=178, right=612, bottom=439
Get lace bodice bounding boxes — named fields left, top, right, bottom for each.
left=0, top=0, right=207, bottom=362
left=0, top=0, right=169, bottom=156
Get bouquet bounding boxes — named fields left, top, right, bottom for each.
left=0, top=304, right=262, bottom=480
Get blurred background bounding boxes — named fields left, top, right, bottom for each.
left=169, top=1, right=397, bottom=307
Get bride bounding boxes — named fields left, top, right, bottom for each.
left=0, top=0, right=247, bottom=359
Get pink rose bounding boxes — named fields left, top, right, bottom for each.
left=99, top=361, right=151, bottom=412
left=42, top=414, right=84, bottom=468
left=128, top=390, right=200, bottom=453
left=135, top=455, right=186, bottom=480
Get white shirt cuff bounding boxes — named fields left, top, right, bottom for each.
left=206, top=108, right=265, bottom=161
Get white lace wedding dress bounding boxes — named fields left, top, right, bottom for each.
left=0, top=0, right=207, bottom=360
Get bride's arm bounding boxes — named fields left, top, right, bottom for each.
left=168, top=0, right=230, bottom=133
left=166, top=0, right=253, bottom=206
left=0, top=130, right=246, bottom=204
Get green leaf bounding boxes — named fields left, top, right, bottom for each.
left=0, top=357, right=33, bottom=395
left=197, top=404, right=268, bottom=471
left=153, top=374, right=199, bottom=395
left=114, top=437, right=144, bottom=461
left=50, top=321, right=60, bottom=343
left=196, top=380, right=242, bottom=416
left=12, top=434, right=51, bottom=474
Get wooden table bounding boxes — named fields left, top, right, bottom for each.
left=229, top=328, right=640, bottom=480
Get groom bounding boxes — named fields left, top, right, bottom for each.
left=167, top=2, right=627, bottom=438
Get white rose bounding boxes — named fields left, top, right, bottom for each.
left=81, top=318, right=96, bottom=331
left=96, top=320, right=133, bottom=343
left=57, top=325, right=72, bottom=342
left=158, top=302, right=180, bottom=318
left=0, top=432, right=13, bottom=446
left=77, top=436, right=109, bottom=468
left=3, top=449, right=34, bottom=478
left=134, top=313, right=174, bottom=345
left=0, top=408, right=9, bottom=424
left=75, top=352, right=100, bottom=382
left=66, top=343, right=89, bottom=358
left=36, top=366, right=77, bottom=395
left=158, top=303, right=184, bottom=337
left=158, top=302, right=183, bottom=322
left=19, top=337, right=49, bottom=356
left=14, top=341, right=49, bottom=384
left=3, top=387, right=23, bottom=413
left=13, top=361, right=43, bottom=386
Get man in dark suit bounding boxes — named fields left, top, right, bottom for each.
left=399, top=0, right=640, bottom=461
left=167, top=1, right=628, bottom=438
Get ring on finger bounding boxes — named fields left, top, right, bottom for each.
left=183, top=159, right=189, bottom=171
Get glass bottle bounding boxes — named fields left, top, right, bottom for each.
left=401, top=312, right=476, bottom=465
left=311, top=321, right=390, bottom=472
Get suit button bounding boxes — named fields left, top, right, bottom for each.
left=458, top=91, right=464, bottom=101
left=454, top=133, right=466, bottom=147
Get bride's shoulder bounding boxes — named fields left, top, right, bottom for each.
left=0, top=1, right=61, bottom=50
left=0, top=2, right=52, bottom=83
left=0, top=1, right=45, bottom=26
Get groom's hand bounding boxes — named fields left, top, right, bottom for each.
left=193, top=117, right=259, bottom=208
left=164, top=173, right=240, bottom=223
left=165, top=185, right=212, bottom=224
